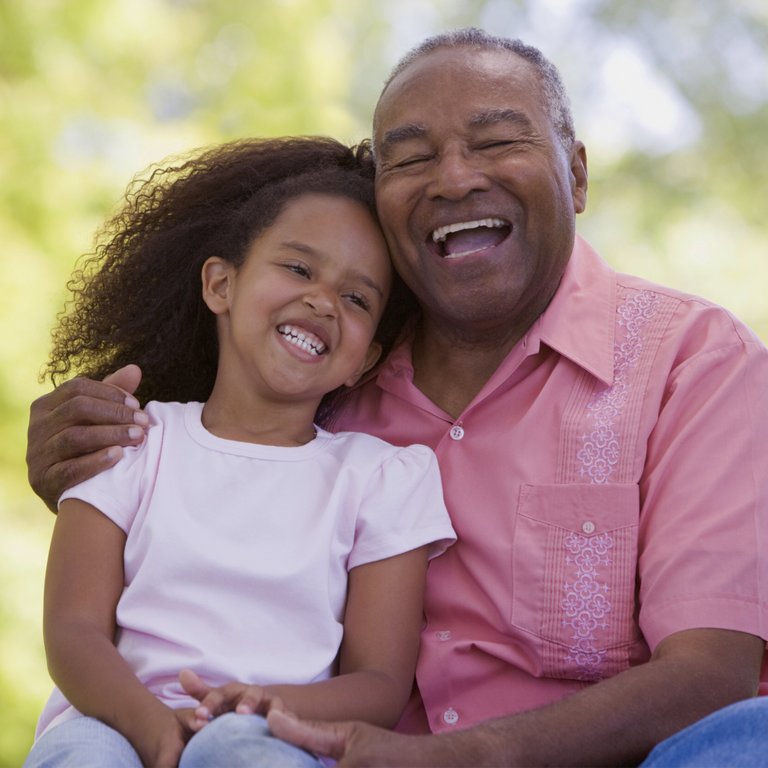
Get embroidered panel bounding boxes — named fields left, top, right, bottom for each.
left=576, top=290, right=661, bottom=485
left=560, top=290, right=660, bottom=678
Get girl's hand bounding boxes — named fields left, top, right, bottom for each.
left=132, top=706, right=197, bottom=768
left=179, top=668, right=287, bottom=727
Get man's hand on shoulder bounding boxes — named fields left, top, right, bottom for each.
left=27, top=364, right=148, bottom=511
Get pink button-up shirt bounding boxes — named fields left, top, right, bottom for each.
left=332, top=236, right=768, bottom=734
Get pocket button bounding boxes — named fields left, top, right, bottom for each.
left=581, top=520, right=596, bottom=534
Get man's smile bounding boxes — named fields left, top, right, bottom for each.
left=430, top=218, right=511, bottom=258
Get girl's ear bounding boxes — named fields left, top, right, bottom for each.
left=201, top=257, right=235, bottom=315
left=344, top=341, right=383, bottom=388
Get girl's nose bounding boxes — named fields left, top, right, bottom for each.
left=303, top=286, right=337, bottom=316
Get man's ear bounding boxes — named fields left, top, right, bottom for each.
left=201, top=257, right=235, bottom=315
left=344, top=341, right=383, bottom=388
left=570, top=140, right=588, bottom=214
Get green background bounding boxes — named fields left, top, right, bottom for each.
left=2, top=1, right=766, bottom=764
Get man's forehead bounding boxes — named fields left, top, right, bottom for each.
left=383, top=45, right=528, bottom=94
left=374, top=47, right=535, bottom=136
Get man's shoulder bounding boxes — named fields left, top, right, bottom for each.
left=615, top=272, right=765, bottom=350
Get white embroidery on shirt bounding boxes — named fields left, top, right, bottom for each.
left=562, top=531, right=614, bottom=680
left=576, top=290, right=660, bottom=484
left=563, top=290, right=659, bottom=679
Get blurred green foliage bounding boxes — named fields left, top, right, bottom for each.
left=1, top=0, right=766, bottom=764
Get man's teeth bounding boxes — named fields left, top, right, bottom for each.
left=278, top=325, right=326, bottom=356
left=432, top=218, right=507, bottom=243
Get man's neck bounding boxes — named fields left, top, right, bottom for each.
left=411, top=322, right=526, bottom=419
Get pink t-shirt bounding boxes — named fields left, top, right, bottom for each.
left=37, top=402, right=456, bottom=737
left=333, top=235, right=768, bottom=734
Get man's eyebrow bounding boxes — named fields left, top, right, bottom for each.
left=470, top=108, right=536, bottom=131
left=280, top=241, right=385, bottom=298
left=378, top=124, right=427, bottom=155
left=378, top=110, right=536, bottom=157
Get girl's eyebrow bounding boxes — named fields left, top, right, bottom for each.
left=280, top=241, right=386, bottom=299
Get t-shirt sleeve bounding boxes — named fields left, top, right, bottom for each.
left=637, top=308, right=768, bottom=652
left=57, top=435, right=155, bottom=533
left=349, top=443, right=456, bottom=569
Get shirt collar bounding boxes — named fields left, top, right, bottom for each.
left=532, top=234, right=617, bottom=386
left=379, top=234, right=617, bottom=388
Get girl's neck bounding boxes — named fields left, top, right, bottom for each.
left=202, top=386, right=319, bottom=447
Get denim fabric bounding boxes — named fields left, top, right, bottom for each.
left=23, top=716, right=142, bottom=768
left=641, top=697, right=768, bottom=767
left=180, top=712, right=323, bottom=768
left=25, top=712, right=323, bottom=768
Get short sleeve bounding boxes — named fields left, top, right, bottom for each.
left=349, top=443, right=456, bottom=569
left=58, top=429, right=157, bottom=534
left=637, top=308, right=768, bottom=650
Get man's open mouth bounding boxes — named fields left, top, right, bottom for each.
left=431, top=218, right=511, bottom=258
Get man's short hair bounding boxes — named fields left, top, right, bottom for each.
left=378, top=27, right=576, bottom=150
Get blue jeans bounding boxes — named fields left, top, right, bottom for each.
left=181, top=712, right=322, bottom=768
left=25, top=712, right=322, bottom=768
left=641, top=697, right=768, bottom=767
left=24, top=717, right=142, bottom=768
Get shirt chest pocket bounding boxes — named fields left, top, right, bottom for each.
left=510, top=483, right=640, bottom=682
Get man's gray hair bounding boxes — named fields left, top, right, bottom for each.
left=378, top=27, right=576, bottom=150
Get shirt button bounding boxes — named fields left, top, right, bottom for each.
left=582, top=521, right=596, bottom=534
left=443, top=707, right=459, bottom=725
left=435, top=630, right=452, bottom=641
left=449, top=425, right=464, bottom=441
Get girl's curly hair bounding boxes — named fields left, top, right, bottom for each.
left=45, top=136, right=418, bottom=424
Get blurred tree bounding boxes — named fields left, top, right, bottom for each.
left=1, top=0, right=765, bottom=764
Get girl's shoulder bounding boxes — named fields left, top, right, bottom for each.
left=318, top=428, right=437, bottom=472
left=143, top=399, right=199, bottom=421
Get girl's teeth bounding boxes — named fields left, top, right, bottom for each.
left=278, top=325, right=326, bottom=355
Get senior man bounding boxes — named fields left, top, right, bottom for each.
left=27, top=29, right=768, bottom=766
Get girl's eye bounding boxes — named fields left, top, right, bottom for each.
left=345, top=292, right=371, bottom=311
left=284, top=262, right=310, bottom=278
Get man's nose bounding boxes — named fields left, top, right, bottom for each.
left=426, top=147, right=491, bottom=200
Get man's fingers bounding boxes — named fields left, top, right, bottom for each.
left=102, top=364, right=142, bottom=396
left=38, top=446, right=126, bottom=505
left=45, top=423, right=145, bottom=462
left=48, top=391, right=147, bottom=431
left=30, top=374, right=139, bottom=417
left=267, top=710, right=350, bottom=761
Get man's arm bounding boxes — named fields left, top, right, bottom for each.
left=27, top=364, right=147, bottom=511
left=268, top=627, right=764, bottom=767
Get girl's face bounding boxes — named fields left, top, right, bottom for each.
left=203, top=193, right=392, bottom=407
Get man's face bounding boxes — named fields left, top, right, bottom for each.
left=373, top=46, right=587, bottom=339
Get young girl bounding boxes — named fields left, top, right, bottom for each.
left=26, top=137, right=455, bottom=768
